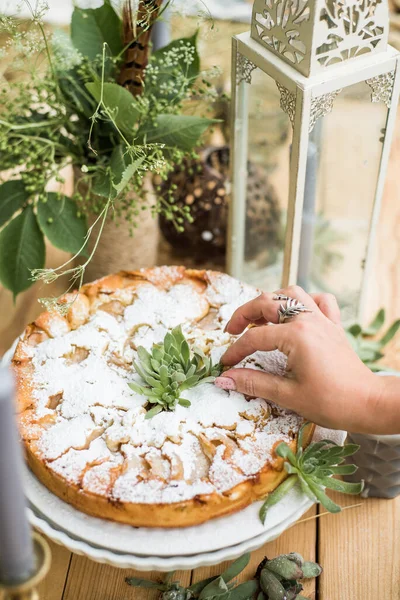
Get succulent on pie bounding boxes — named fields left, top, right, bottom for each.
left=13, top=267, right=314, bottom=528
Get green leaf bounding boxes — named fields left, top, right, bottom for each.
left=113, top=156, right=145, bottom=195
left=347, top=324, right=362, bottom=337
left=178, top=398, right=191, bottom=407
left=220, top=554, right=250, bottom=583
left=0, top=206, right=45, bottom=297
left=228, top=580, right=259, bottom=600
left=199, top=576, right=229, bottom=600
left=71, top=1, right=122, bottom=61
left=125, top=576, right=166, bottom=590
left=188, top=577, right=218, bottom=595
left=306, top=480, right=342, bottom=513
left=0, top=180, right=28, bottom=227
left=138, top=114, right=218, bottom=152
left=92, top=169, right=112, bottom=198
left=363, top=308, right=385, bottom=336
left=259, top=475, right=298, bottom=524
left=145, top=405, right=163, bottom=419
left=322, top=464, right=358, bottom=475
left=336, top=444, right=360, bottom=458
left=266, top=556, right=303, bottom=580
left=275, top=442, right=297, bottom=463
left=379, top=319, right=400, bottom=347
left=86, top=82, right=141, bottom=138
left=36, top=193, right=88, bottom=255
left=318, top=476, right=364, bottom=495
left=260, top=569, right=286, bottom=599
left=301, top=561, right=323, bottom=578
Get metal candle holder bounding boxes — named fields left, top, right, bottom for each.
left=0, top=533, right=51, bottom=600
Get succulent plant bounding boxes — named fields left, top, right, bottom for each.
left=345, top=308, right=400, bottom=373
left=128, top=325, right=222, bottom=418
left=126, top=551, right=323, bottom=600
left=259, top=423, right=364, bottom=523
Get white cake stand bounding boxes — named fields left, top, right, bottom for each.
left=3, top=339, right=346, bottom=571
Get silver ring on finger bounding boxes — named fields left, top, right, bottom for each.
left=277, top=298, right=313, bottom=324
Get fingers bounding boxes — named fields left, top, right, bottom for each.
left=275, top=285, right=320, bottom=313
left=222, top=324, right=287, bottom=366
left=225, top=285, right=322, bottom=336
left=310, top=293, right=341, bottom=325
left=225, top=292, right=277, bottom=335
left=214, top=368, right=293, bottom=404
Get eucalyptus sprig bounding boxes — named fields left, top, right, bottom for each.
left=126, top=551, right=323, bottom=600
left=0, top=1, right=219, bottom=299
left=259, top=424, right=364, bottom=523
left=345, top=308, right=400, bottom=373
left=128, top=326, right=222, bottom=418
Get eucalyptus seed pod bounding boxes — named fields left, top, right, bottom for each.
left=260, top=569, right=287, bottom=600
left=266, top=556, right=304, bottom=581
left=301, top=561, right=323, bottom=578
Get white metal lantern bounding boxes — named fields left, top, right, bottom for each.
left=229, top=0, right=400, bottom=320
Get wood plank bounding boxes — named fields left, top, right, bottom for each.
left=192, top=507, right=317, bottom=600
left=319, top=493, right=400, bottom=600
left=36, top=538, right=71, bottom=600
left=62, top=555, right=191, bottom=600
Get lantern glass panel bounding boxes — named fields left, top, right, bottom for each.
left=242, top=68, right=293, bottom=290
left=298, top=81, right=389, bottom=322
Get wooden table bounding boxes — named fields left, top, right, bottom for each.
left=1, top=117, right=400, bottom=600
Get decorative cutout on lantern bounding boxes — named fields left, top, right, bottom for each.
left=309, top=89, right=342, bottom=131
left=252, top=0, right=311, bottom=65
left=276, top=82, right=297, bottom=125
left=316, top=0, right=387, bottom=67
left=366, top=70, right=395, bottom=107
left=251, top=0, right=389, bottom=75
left=236, top=54, right=257, bottom=84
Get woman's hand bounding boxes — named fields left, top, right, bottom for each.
left=214, top=285, right=397, bottom=434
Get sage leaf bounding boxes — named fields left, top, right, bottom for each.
left=138, top=114, right=218, bottom=152
left=0, top=180, right=28, bottom=227
left=86, top=82, right=141, bottom=138
left=71, top=1, right=122, bottom=61
left=0, top=206, right=45, bottom=297
left=220, top=553, right=251, bottom=583
left=228, top=580, right=259, bottom=600
left=37, top=193, right=88, bottom=255
left=188, top=576, right=217, bottom=595
left=199, top=576, right=229, bottom=599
